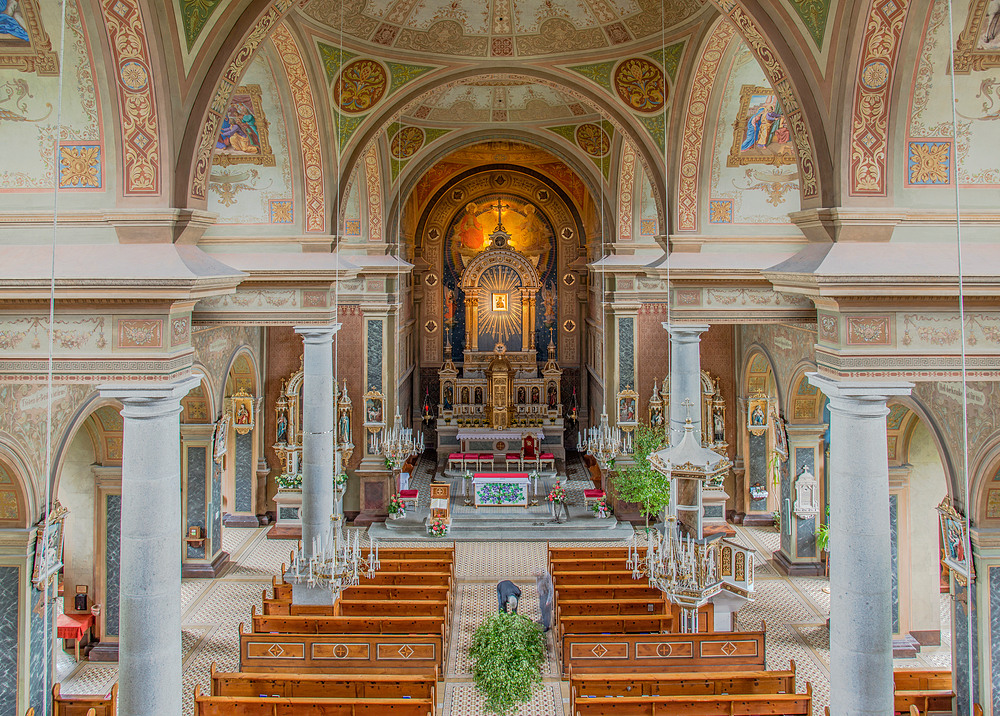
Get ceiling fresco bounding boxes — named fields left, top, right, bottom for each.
left=301, top=0, right=705, bottom=58
left=405, top=78, right=593, bottom=123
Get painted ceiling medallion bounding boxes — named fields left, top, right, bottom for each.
left=391, top=126, right=425, bottom=158
left=575, top=123, right=610, bottom=157
left=334, top=59, right=388, bottom=114
left=614, top=57, right=666, bottom=113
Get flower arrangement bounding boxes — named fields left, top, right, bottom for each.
left=334, top=472, right=348, bottom=491
left=591, top=498, right=609, bottom=518
left=276, top=473, right=303, bottom=490
left=749, top=483, right=769, bottom=501
left=388, top=493, right=406, bottom=517
left=546, top=481, right=566, bottom=504
left=464, top=469, right=474, bottom=480
left=428, top=517, right=449, bottom=537
left=477, top=482, right=525, bottom=505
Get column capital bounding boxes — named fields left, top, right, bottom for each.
left=663, top=323, right=710, bottom=341
left=294, top=323, right=342, bottom=343
left=807, top=373, right=912, bottom=414
left=98, top=375, right=202, bottom=420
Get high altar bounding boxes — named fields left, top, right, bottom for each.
left=436, top=210, right=564, bottom=462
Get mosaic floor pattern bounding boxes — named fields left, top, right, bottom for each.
left=51, top=523, right=956, bottom=716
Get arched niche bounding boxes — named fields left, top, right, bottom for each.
left=0, top=448, right=32, bottom=530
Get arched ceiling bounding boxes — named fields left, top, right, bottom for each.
left=300, top=0, right=704, bottom=58
left=404, top=77, right=595, bottom=124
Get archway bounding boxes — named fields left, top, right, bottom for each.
left=740, top=348, right=780, bottom=527
left=222, top=351, right=261, bottom=527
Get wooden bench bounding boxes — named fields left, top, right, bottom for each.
left=893, top=669, right=954, bottom=714
left=194, top=684, right=433, bottom=715
left=52, top=683, right=117, bottom=716
left=358, top=571, right=453, bottom=587
left=551, top=558, right=638, bottom=572
left=548, top=545, right=640, bottom=560
left=555, top=584, right=663, bottom=600
left=571, top=684, right=811, bottom=716
left=569, top=664, right=797, bottom=715
left=562, top=625, right=767, bottom=678
left=334, top=598, right=449, bottom=619
left=240, top=624, right=445, bottom=675
left=557, top=614, right=675, bottom=636
left=553, top=569, right=639, bottom=585
left=210, top=662, right=437, bottom=703
left=251, top=610, right=447, bottom=640
left=557, top=598, right=668, bottom=616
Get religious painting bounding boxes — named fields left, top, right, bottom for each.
left=986, top=488, right=1000, bottom=520
left=531, top=387, right=540, bottom=404
left=547, top=383, right=558, bottom=409
left=0, top=0, right=57, bottom=76
left=231, top=388, right=254, bottom=435
left=363, top=391, right=385, bottom=426
left=492, top=292, right=509, bottom=312
left=32, top=501, right=68, bottom=590
left=937, top=497, right=972, bottom=585
left=617, top=387, right=639, bottom=430
left=747, top=393, right=769, bottom=436
left=213, top=414, right=230, bottom=464
left=213, top=85, right=275, bottom=167
left=954, top=0, right=1000, bottom=72
left=728, top=86, right=796, bottom=168
left=771, top=407, right=788, bottom=459
left=477, top=265, right=524, bottom=351
left=446, top=194, right=554, bottom=274
left=442, top=383, right=453, bottom=410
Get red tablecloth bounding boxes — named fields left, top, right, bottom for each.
left=57, top=613, right=94, bottom=640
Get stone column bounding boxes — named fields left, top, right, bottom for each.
left=664, top=323, right=709, bottom=446
left=807, top=374, right=912, bottom=716
left=99, top=376, right=201, bottom=716
left=295, top=325, right=340, bottom=559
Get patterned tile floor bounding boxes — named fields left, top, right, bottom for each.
left=52, top=523, right=955, bottom=716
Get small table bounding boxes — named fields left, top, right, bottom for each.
left=57, top=613, right=94, bottom=661
left=472, top=473, right=530, bottom=508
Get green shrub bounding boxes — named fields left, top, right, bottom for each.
left=469, top=611, right=546, bottom=715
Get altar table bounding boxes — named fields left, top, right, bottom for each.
left=57, top=613, right=94, bottom=661
left=472, top=473, right=530, bottom=508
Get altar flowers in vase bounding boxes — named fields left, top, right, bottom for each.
left=546, top=481, right=566, bottom=504
left=547, top=480, right=569, bottom=523
left=334, top=472, right=348, bottom=493
left=428, top=517, right=449, bottom=537
left=388, top=493, right=406, bottom=519
left=591, top=497, right=610, bottom=518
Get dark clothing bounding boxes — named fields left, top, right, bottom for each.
left=536, top=572, right=554, bottom=629
left=497, top=580, right=521, bottom=613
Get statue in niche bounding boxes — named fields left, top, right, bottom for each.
left=547, top=384, right=557, bottom=408
left=276, top=412, right=287, bottom=442
left=531, top=387, right=540, bottom=404
left=461, top=387, right=469, bottom=404
left=475, top=387, right=483, bottom=405
left=714, top=409, right=725, bottom=443
left=443, top=384, right=453, bottom=410
left=517, top=387, right=527, bottom=404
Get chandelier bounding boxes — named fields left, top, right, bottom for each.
left=579, top=412, right=625, bottom=469
left=289, top=521, right=380, bottom=598
left=627, top=524, right=722, bottom=632
left=380, top=411, right=423, bottom=469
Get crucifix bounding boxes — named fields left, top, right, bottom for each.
left=493, top=196, right=509, bottom=232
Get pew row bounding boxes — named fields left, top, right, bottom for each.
left=193, top=684, right=432, bottom=716
left=272, top=572, right=453, bottom=602
left=251, top=608, right=448, bottom=642
left=561, top=624, right=767, bottom=678
left=556, top=614, right=675, bottom=637
left=571, top=683, right=811, bottom=716
left=52, top=683, right=117, bottom=716
left=239, top=623, right=444, bottom=674
left=893, top=669, right=954, bottom=714
left=568, top=663, right=796, bottom=715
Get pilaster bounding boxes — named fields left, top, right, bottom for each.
left=773, top=424, right=827, bottom=576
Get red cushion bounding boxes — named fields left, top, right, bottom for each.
left=584, top=489, right=606, bottom=498
left=463, top=453, right=479, bottom=459
left=479, top=453, right=493, bottom=459
left=399, top=490, right=419, bottom=498
left=505, top=453, right=520, bottom=460
left=448, top=453, right=463, bottom=460
left=540, top=453, right=555, bottom=459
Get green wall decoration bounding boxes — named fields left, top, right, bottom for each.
left=564, top=60, right=616, bottom=93
left=646, top=41, right=687, bottom=82
left=180, top=0, right=225, bottom=50
left=787, top=0, right=831, bottom=48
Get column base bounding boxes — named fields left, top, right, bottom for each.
left=182, top=550, right=230, bottom=578
left=88, top=641, right=119, bottom=662
left=223, top=513, right=261, bottom=528
left=267, top=524, right=301, bottom=539
left=703, top=523, right=737, bottom=538
left=742, top=513, right=775, bottom=527
left=772, top=549, right=824, bottom=576
left=910, top=629, right=941, bottom=646
left=892, top=634, right=921, bottom=659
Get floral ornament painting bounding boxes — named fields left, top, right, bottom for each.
left=477, top=482, right=525, bottom=505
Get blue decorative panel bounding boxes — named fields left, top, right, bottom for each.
left=748, top=433, right=768, bottom=512
left=889, top=493, right=899, bottom=634
left=954, top=580, right=981, bottom=714
left=211, top=461, right=223, bottom=556
left=703, top=505, right=724, bottom=518
left=794, top=447, right=817, bottom=559
left=991, top=565, right=1000, bottom=716
left=367, top=320, right=383, bottom=391
left=234, top=432, right=253, bottom=513
left=186, top=446, right=206, bottom=560
left=779, top=458, right=791, bottom=554
left=0, top=566, right=19, bottom=716
left=105, top=494, right=121, bottom=637
left=618, top=317, right=634, bottom=392
left=29, top=590, right=53, bottom=712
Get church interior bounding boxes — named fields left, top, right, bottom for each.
left=0, top=0, right=998, bottom=713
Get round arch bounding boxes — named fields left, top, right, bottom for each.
left=219, top=346, right=261, bottom=420
left=887, top=395, right=958, bottom=501
left=741, top=344, right=781, bottom=409
left=50, top=394, right=123, bottom=497
left=969, top=429, right=1000, bottom=526
left=785, top=363, right=825, bottom=425
left=0, top=440, right=37, bottom=528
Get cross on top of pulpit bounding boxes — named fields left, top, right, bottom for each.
left=680, top=398, right=696, bottom=421
left=493, top=196, right=509, bottom=232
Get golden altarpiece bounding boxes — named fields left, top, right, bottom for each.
left=436, top=222, right=564, bottom=462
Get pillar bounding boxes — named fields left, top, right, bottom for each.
left=294, top=325, right=340, bottom=560
left=99, top=375, right=201, bottom=716
left=665, top=323, right=709, bottom=446
left=808, top=374, right=911, bottom=716
left=773, top=424, right=827, bottom=576
left=180, top=424, right=229, bottom=577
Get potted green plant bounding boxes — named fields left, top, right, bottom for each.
left=610, top=423, right=669, bottom=533
left=469, top=612, right=546, bottom=715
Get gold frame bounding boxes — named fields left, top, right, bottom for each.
left=747, top=392, right=769, bottom=436
left=616, top=386, right=639, bottom=431
left=954, top=0, right=1000, bottom=73
left=213, top=414, right=230, bottom=464
left=727, top=85, right=797, bottom=168
left=230, top=388, right=255, bottom=435
left=0, top=0, right=57, bottom=76
left=492, top=292, right=509, bottom=312
left=32, top=501, right=68, bottom=589
left=937, top=497, right=973, bottom=586
left=212, top=84, right=275, bottom=167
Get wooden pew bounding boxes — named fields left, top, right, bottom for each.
left=251, top=609, right=447, bottom=639
left=562, top=624, right=766, bottom=678
left=569, top=663, right=797, bottom=715
left=557, top=598, right=668, bottom=616
left=550, top=557, right=637, bottom=572
left=193, top=684, right=433, bottom=715
left=556, top=584, right=663, bottom=600
left=52, top=683, right=117, bottom=716
left=553, top=569, right=638, bottom=585
left=557, top=613, right=674, bottom=636
left=571, top=683, right=811, bottom=716
left=240, top=623, right=444, bottom=675
left=210, top=662, right=437, bottom=702
left=334, top=598, right=449, bottom=619
left=893, top=669, right=954, bottom=714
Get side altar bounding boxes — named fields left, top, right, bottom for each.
left=435, top=213, right=564, bottom=463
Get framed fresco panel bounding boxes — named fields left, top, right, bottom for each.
left=954, top=0, right=1000, bottom=73
left=0, top=0, right=57, bottom=76
left=728, top=86, right=796, bottom=168
left=212, top=85, right=275, bottom=167
left=937, top=497, right=972, bottom=585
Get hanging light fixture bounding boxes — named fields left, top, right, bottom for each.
left=290, top=520, right=380, bottom=598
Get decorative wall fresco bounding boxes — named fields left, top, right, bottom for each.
left=207, top=57, right=291, bottom=225
left=908, top=0, right=1000, bottom=188
left=709, top=47, right=800, bottom=224
left=0, top=0, right=100, bottom=192
left=408, top=78, right=585, bottom=123
left=190, top=325, right=262, bottom=408
left=179, top=0, right=224, bottom=51
left=0, top=566, right=17, bottom=716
